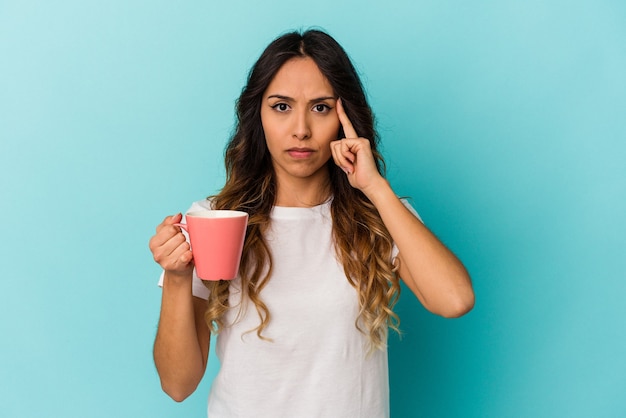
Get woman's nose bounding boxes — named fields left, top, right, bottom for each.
left=292, top=110, right=311, bottom=140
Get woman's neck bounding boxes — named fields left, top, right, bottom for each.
left=274, top=174, right=331, bottom=208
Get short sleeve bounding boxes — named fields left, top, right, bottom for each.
left=391, top=199, right=423, bottom=260
left=158, top=269, right=210, bottom=300
left=156, top=199, right=214, bottom=300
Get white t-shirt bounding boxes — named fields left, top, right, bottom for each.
left=160, top=198, right=419, bottom=417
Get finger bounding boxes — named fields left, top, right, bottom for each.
left=153, top=233, right=189, bottom=266
left=165, top=230, right=188, bottom=251
left=150, top=226, right=186, bottom=256
left=339, top=138, right=358, bottom=163
left=330, top=140, right=354, bottom=174
left=330, top=141, right=342, bottom=167
left=336, top=98, right=358, bottom=139
left=156, top=213, right=182, bottom=233
left=167, top=241, right=193, bottom=267
left=151, top=224, right=182, bottom=249
left=159, top=247, right=193, bottom=272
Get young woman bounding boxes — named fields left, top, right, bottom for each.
left=149, top=29, right=474, bottom=417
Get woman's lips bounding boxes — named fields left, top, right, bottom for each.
left=287, top=148, right=314, bottom=159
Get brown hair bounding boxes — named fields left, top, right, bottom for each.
left=204, top=29, right=400, bottom=350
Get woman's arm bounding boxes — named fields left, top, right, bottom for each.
left=150, top=214, right=211, bottom=401
left=331, top=100, right=474, bottom=317
left=361, top=181, right=474, bottom=317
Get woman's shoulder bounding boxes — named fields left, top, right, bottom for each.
left=185, top=198, right=214, bottom=213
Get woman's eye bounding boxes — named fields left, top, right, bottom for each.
left=272, top=103, right=289, bottom=112
left=313, top=104, right=330, bottom=113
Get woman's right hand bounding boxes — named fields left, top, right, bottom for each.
left=151, top=213, right=209, bottom=401
left=149, top=213, right=194, bottom=277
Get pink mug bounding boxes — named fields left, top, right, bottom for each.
left=176, top=210, right=248, bottom=281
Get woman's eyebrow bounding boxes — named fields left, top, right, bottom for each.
left=310, top=96, right=337, bottom=103
left=267, top=94, right=293, bottom=101
left=266, top=94, right=337, bottom=103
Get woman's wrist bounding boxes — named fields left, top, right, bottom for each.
left=163, top=270, right=194, bottom=289
left=361, top=176, right=394, bottom=206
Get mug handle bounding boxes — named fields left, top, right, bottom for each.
left=174, top=222, right=188, bottom=232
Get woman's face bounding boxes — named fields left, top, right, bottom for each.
left=260, top=57, right=340, bottom=187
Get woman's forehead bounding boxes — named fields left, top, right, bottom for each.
left=263, top=57, right=334, bottom=99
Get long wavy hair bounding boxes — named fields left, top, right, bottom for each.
left=204, top=29, right=400, bottom=350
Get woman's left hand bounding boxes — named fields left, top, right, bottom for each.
left=330, top=99, right=385, bottom=195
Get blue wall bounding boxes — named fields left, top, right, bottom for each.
left=1, top=1, right=624, bottom=417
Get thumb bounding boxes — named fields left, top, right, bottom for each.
left=166, top=213, right=183, bottom=224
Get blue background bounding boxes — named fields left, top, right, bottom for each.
left=1, top=1, right=625, bottom=417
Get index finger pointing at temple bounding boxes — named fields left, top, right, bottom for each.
left=337, top=98, right=358, bottom=139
